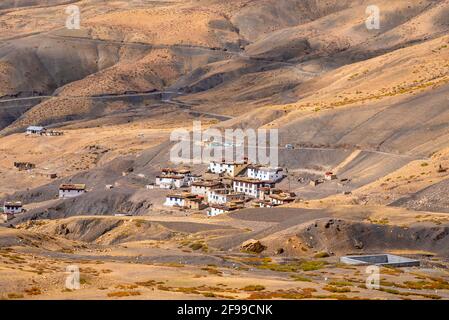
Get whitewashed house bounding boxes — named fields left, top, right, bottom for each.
left=164, top=193, right=206, bottom=210
left=208, top=160, right=248, bottom=177
left=164, top=194, right=189, bottom=207
left=191, top=181, right=223, bottom=197
left=156, top=175, right=189, bottom=189
left=253, top=200, right=275, bottom=208
left=207, top=189, right=245, bottom=205
left=269, top=192, right=296, bottom=205
left=3, top=201, right=24, bottom=215
left=324, top=171, right=338, bottom=181
left=156, top=168, right=196, bottom=189
left=207, top=203, right=241, bottom=217
left=232, top=177, right=275, bottom=198
left=59, top=184, right=86, bottom=198
left=26, top=126, right=46, bottom=135
left=247, top=166, right=284, bottom=182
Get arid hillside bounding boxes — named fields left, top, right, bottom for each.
left=1, top=1, right=449, bottom=300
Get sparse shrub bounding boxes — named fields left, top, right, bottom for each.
left=242, top=285, right=265, bottom=292
left=107, top=291, right=141, bottom=297
left=314, top=252, right=330, bottom=258
left=323, top=285, right=351, bottom=293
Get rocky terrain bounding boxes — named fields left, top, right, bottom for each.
left=1, top=0, right=449, bottom=300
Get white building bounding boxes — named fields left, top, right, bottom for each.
left=247, top=166, right=284, bottom=182
left=156, top=168, right=197, bottom=189
left=59, top=184, right=86, bottom=198
left=207, top=204, right=241, bottom=217
left=208, top=160, right=248, bottom=177
left=26, top=126, right=46, bottom=135
left=207, top=189, right=245, bottom=205
left=324, top=171, right=337, bottom=181
left=191, top=181, right=223, bottom=197
left=253, top=200, right=276, bottom=208
left=3, top=201, right=24, bottom=215
left=269, top=192, right=296, bottom=205
left=232, top=177, right=275, bottom=198
left=164, top=194, right=188, bottom=207
left=156, top=175, right=190, bottom=189
left=164, top=193, right=205, bottom=210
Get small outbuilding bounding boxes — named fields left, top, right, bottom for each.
left=26, top=126, right=46, bottom=135
left=59, top=184, right=86, bottom=198
left=3, top=201, right=24, bottom=215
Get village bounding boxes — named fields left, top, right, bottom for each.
left=153, top=159, right=297, bottom=217
left=1, top=126, right=345, bottom=222
left=1, top=156, right=345, bottom=221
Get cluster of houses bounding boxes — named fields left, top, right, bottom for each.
left=309, top=171, right=338, bottom=187
left=156, top=160, right=297, bottom=217
left=1, top=184, right=87, bottom=222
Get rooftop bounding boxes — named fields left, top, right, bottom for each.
left=4, top=201, right=23, bottom=206
left=269, top=193, right=296, bottom=201
left=166, top=193, right=198, bottom=199
left=233, top=177, right=275, bottom=184
left=161, top=168, right=191, bottom=174
left=59, top=184, right=86, bottom=190
left=157, top=175, right=186, bottom=180
left=26, top=126, right=46, bottom=131
left=248, top=165, right=283, bottom=172
left=192, top=180, right=223, bottom=188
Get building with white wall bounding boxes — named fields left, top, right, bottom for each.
left=207, top=189, right=245, bottom=205
left=247, top=166, right=284, bottom=182
left=59, top=184, right=86, bottom=198
left=164, top=193, right=206, bottom=210
left=208, top=160, right=248, bottom=177
left=3, top=201, right=24, bottom=215
left=324, top=171, right=337, bottom=181
left=26, top=126, right=46, bottom=135
left=191, top=181, right=223, bottom=197
left=156, top=175, right=190, bottom=189
left=207, top=203, right=242, bottom=217
left=269, top=192, right=296, bottom=205
left=156, top=168, right=198, bottom=189
left=232, top=177, right=275, bottom=198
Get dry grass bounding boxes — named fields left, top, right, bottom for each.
left=107, top=291, right=141, bottom=297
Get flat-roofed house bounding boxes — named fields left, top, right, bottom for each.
left=191, top=180, right=223, bottom=197
left=207, top=202, right=243, bottom=217
left=208, top=160, right=248, bottom=177
left=164, top=193, right=206, bottom=210
left=232, top=177, right=275, bottom=198
left=3, top=201, right=24, bottom=215
left=324, top=171, right=337, bottom=181
left=156, top=174, right=190, bottom=189
left=156, top=168, right=195, bottom=189
left=59, top=184, right=86, bottom=198
left=26, top=126, right=46, bottom=135
left=258, top=187, right=282, bottom=201
left=184, top=197, right=207, bottom=210
left=247, top=166, right=284, bottom=182
left=207, top=189, right=245, bottom=205
left=253, top=200, right=276, bottom=208
left=269, top=192, right=296, bottom=205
